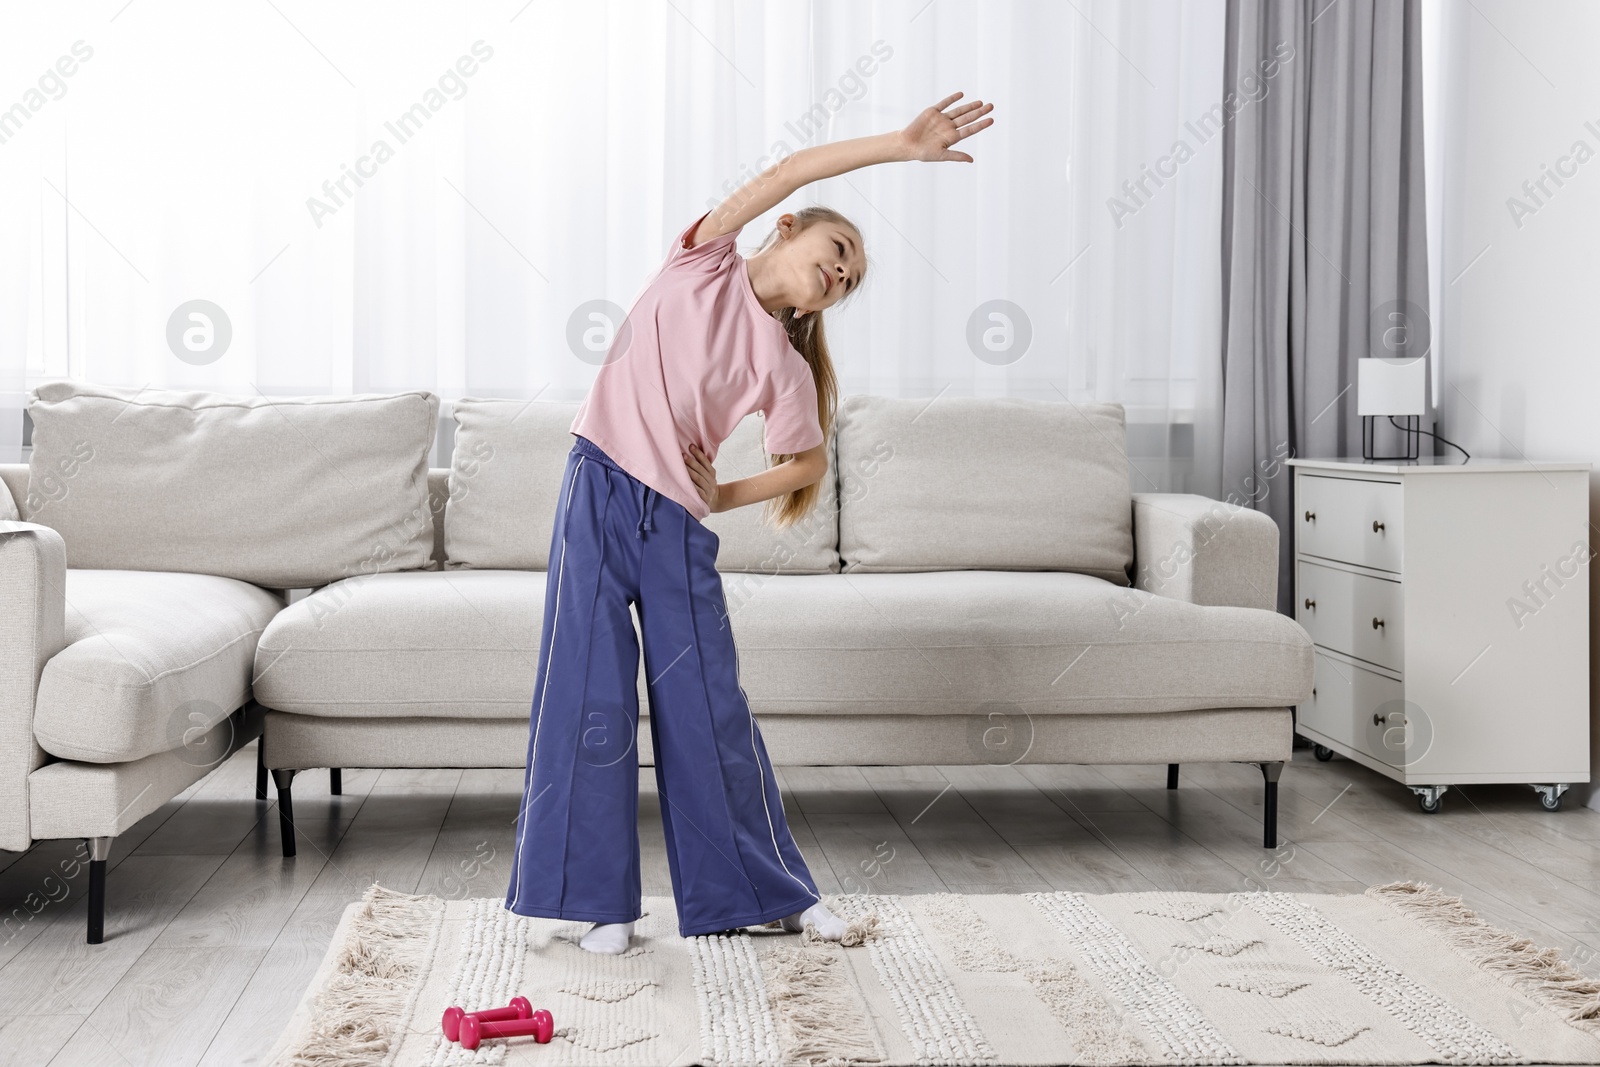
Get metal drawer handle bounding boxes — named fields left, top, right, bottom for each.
left=1372, top=520, right=1385, bottom=532
left=1304, top=598, right=1316, bottom=610
left=1311, top=687, right=1317, bottom=698
left=1304, top=510, right=1316, bottom=522
left=1373, top=713, right=1384, bottom=726
left=1372, top=617, right=1385, bottom=630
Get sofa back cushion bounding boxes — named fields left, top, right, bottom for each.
left=25, top=381, right=438, bottom=588
left=445, top=399, right=839, bottom=573
left=836, top=394, right=1134, bottom=583
left=444, top=398, right=579, bottom=571
left=702, top=413, right=839, bottom=573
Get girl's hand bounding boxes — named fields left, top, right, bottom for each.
left=684, top=442, right=723, bottom=513
left=898, top=91, right=995, bottom=163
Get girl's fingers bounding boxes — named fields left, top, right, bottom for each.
left=946, top=99, right=986, bottom=120
left=932, top=90, right=964, bottom=112
left=954, top=105, right=994, bottom=131
left=952, top=115, right=994, bottom=142
left=683, top=445, right=715, bottom=499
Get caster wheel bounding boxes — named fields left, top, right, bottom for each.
left=1541, top=792, right=1563, bottom=811
left=1418, top=794, right=1441, bottom=814
left=1313, top=745, right=1334, bottom=762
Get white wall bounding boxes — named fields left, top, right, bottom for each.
left=1427, top=0, right=1600, bottom=810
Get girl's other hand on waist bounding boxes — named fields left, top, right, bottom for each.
left=684, top=442, right=724, bottom=513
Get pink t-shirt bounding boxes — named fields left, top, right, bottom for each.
left=569, top=209, right=824, bottom=523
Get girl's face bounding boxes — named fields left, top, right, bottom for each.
left=769, top=215, right=866, bottom=316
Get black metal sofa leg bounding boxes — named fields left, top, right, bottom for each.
left=273, top=769, right=298, bottom=858
left=86, top=836, right=111, bottom=944
left=1260, top=761, right=1284, bottom=848
left=256, top=742, right=268, bottom=801
left=330, top=768, right=342, bottom=796
left=1166, top=764, right=1179, bottom=790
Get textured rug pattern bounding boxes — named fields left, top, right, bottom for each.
left=267, top=883, right=1600, bottom=1066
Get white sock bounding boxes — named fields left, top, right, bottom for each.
left=780, top=902, right=847, bottom=941
left=580, top=920, right=634, bottom=954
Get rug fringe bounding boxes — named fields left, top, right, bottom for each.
left=800, top=911, right=883, bottom=948
left=1368, top=880, right=1600, bottom=1030
left=761, top=944, right=887, bottom=1066
left=763, top=909, right=883, bottom=947
left=276, top=884, right=443, bottom=1067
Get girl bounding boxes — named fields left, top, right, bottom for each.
left=505, top=92, right=996, bottom=953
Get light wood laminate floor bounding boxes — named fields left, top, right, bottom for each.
left=1, top=742, right=1597, bottom=1066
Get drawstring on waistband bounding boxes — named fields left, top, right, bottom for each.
left=635, top=482, right=656, bottom=538
left=570, top=438, right=659, bottom=538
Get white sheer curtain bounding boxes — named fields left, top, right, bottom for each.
left=1068, top=1, right=1226, bottom=497
left=3, top=0, right=1223, bottom=493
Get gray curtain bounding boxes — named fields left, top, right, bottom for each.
left=1220, top=0, right=1431, bottom=615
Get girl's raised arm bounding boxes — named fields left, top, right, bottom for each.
left=689, top=91, right=996, bottom=248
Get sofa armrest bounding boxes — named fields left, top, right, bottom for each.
left=0, top=522, right=68, bottom=850
left=1131, top=494, right=1278, bottom=611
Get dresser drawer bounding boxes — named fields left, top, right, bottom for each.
left=1296, top=474, right=1403, bottom=573
left=1296, top=560, right=1404, bottom=672
left=1300, top=651, right=1409, bottom=765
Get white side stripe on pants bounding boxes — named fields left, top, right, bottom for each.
left=726, top=583, right=819, bottom=907
left=509, top=455, right=585, bottom=912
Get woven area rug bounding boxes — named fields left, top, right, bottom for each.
left=266, top=882, right=1600, bottom=1066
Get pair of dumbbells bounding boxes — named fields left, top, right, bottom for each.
left=441, top=997, right=555, bottom=1051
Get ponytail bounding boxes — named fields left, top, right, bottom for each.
left=751, top=206, right=865, bottom=531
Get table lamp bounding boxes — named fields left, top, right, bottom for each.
left=1357, top=357, right=1426, bottom=460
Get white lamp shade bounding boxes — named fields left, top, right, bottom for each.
left=1357, top=358, right=1427, bottom=417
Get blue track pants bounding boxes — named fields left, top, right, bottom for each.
left=504, top=434, right=823, bottom=937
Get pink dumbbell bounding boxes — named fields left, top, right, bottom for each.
left=459, top=1008, right=555, bottom=1051
left=441, top=996, right=533, bottom=1042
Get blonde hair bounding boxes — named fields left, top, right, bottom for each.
left=750, top=206, right=866, bottom=530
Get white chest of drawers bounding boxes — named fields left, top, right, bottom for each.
left=1287, top=457, right=1591, bottom=812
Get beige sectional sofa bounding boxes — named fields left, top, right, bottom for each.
left=1, top=381, right=1313, bottom=943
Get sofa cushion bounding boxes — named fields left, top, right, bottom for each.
left=33, top=570, right=285, bottom=763
left=25, top=381, right=438, bottom=589
left=254, top=570, right=542, bottom=719
left=836, top=394, right=1134, bottom=582
left=252, top=569, right=1310, bottom=722
left=444, top=398, right=838, bottom=574
left=718, top=570, right=1311, bottom=714
left=701, top=412, right=838, bottom=573
left=443, top=398, right=581, bottom=571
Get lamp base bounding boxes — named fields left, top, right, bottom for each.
left=1362, top=415, right=1419, bottom=461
